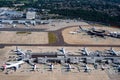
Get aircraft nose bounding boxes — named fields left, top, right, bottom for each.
left=2, top=64, right=6, bottom=70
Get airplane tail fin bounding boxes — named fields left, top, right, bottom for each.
left=16, top=46, right=18, bottom=51
left=110, top=47, right=113, bottom=51
left=79, top=26, right=83, bottom=31
left=91, top=26, right=95, bottom=31
left=83, top=47, right=86, bottom=51
left=83, top=47, right=85, bottom=50
left=14, top=46, right=19, bottom=52
left=110, top=47, right=113, bottom=50
left=60, top=48, right=66, bottom=54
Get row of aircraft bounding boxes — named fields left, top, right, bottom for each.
left=44, top=63, right=110, bottom=72
left=0, top=47, right=120, bottom=74
left=43, top=62, right=98, bottom=72
left=0, top=60, right=96, bottom=73
left=79, top=47, right=120, bottom=56
left=11, top=46, right=120, bottom=57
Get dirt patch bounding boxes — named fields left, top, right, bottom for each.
left=0, top=31, right=48, bottom=44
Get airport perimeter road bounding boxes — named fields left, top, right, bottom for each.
left=0, top=28, right=47, bottom=32
left=0, top=44, right=120, bottom=47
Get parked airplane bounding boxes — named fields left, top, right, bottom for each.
left=40, top=20, right=49, bottom=24
left=63, top=63, right=74, bottom=72
left=83, top=65, right=94, bottom=72
left=79, top=26, right=88, bottom=32
left=110, top=32, right=120, bottom=38
left=94, top=50, right=101, bottom=57
left=58, top=48, right=68, bottom=57
left=112, top=65, right=120, bottom=72
left=116, top=65, right=120, bottom=72
left=12, top=24, right=17, bottom=28
left=31, top=64, right=37, bottom=71
left=2, top=60, right=24, bottom=71
left=48, top=64, right=54, bottom=71
left=69, top=26, right=83, bottom=34
left=24, top=23, right=30, bottom=27
left=30, top=21, right=36, bottom=26
left=79, top=26, right=106, bottom=38
left=45, top=63, right=55, bottom=71
left=69, top=31, right=78, bottom=34
left=80, top=47, right=90, bottom=56
left=113, top=59, right=120, bottom=64
left=105, top=47, right=120, bottom=56
left=13, top=46, right=26, bottom=56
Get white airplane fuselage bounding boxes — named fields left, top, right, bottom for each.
left=82, top=48, right=89, bottom=56
left=84, top=48, right=89, bottom=56
left=69, top=31, right=77, bottom=34
left=4, top=61, right=24, bottom=70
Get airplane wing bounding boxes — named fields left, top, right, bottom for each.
left=5, top=62, right=16, bottom=65
left=5, top=60, right=24, bottom=64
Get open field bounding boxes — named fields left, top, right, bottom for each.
left=62, top=26, right=120, bottom=45
left=48, top=32, right=57, bottom=44
left=0, top=31, right=48, bottom=44
left=0, top=68, right=110, bottom=80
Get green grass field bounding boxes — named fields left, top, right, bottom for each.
left=48, top=32, right=57, bottom=44
left=16, top=31, right=31, bottom=34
